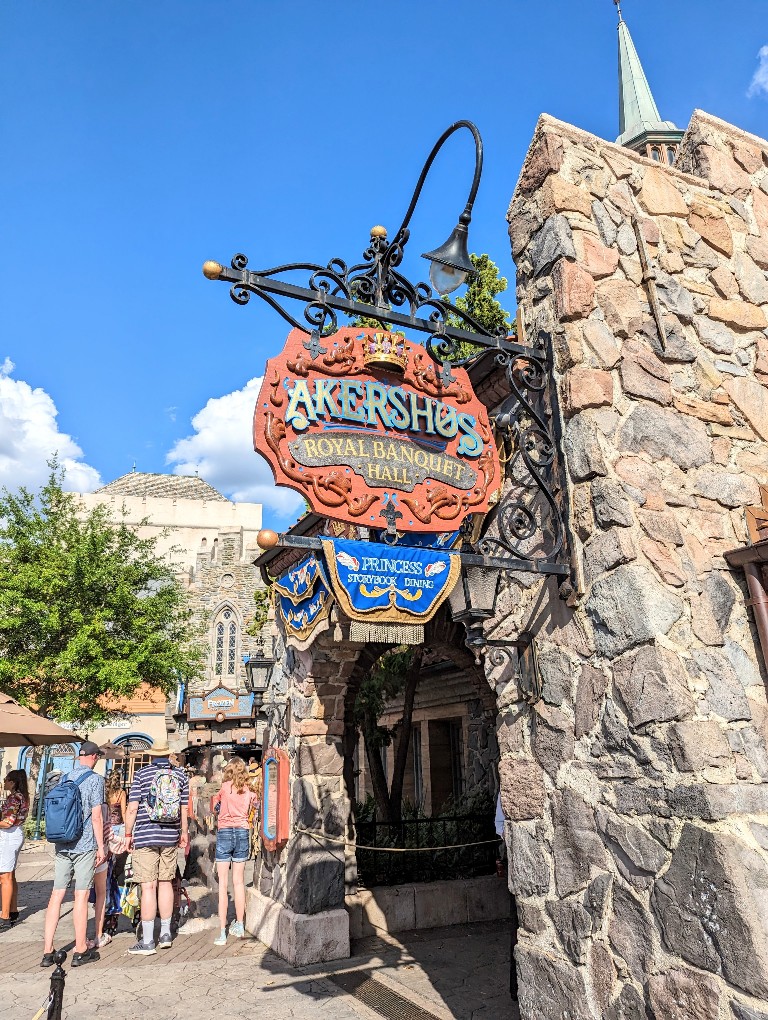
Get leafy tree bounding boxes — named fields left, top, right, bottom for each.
left=246, top=587, right=272, bottom=638
left=353, top=646, right=423, bottom=825
left=444, top=253, right=513, bottom=361
left=0, top=464, right=205, bottom=723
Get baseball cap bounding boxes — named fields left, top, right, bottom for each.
left=79, top=740, right=103, bottom=757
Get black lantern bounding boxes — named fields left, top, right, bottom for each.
left=448, top=565, right=502, bottom=660
left=243, top=652, right=275, bottom=709
left=422, top=219, right=475, bottom=295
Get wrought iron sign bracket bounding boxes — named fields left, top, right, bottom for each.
left=203, top=253, right=537, bottom=368
left=256, top=533, right=568, bottom=579
left=207, top=119, right=570, bottom=584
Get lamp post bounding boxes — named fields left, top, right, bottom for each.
left=32, top=745, right=52, bottom=841
left=202, top=120, right=529, bottom=370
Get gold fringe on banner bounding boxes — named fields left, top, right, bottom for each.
left=286, top=615, right=332, bottom=651
left=349, top=622, right=424, bottom=645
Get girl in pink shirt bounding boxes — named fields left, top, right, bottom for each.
left=210, top=758, right=258, bottom=944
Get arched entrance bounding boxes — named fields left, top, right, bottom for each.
left=19, top=742, right=77, bottom=779
left=248, top=607, right=512, bottom=969
left=340, top=616, right=508, bottom=930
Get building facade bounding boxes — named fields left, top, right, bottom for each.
left=75, top=472, right=271, bottom=762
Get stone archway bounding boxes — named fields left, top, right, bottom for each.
left=246, top=610, right=509, bottom=967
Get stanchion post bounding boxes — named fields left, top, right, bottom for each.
left=46, top=951, right=67, bottom=1020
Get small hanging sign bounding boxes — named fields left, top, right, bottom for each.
left=274, top=554, right=326, bottom=605
left=188, top=687, right=254, bottom=722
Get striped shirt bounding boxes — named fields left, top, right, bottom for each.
left=128, top=760, right=189, bottom=848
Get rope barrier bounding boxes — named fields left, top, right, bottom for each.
left=30, top=994, right=52, bottom=1020
left=297, top=827, right=502, bottom=852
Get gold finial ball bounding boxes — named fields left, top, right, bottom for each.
left=370, top=225, right=387, bottom=238
left=202, top=260, right=223, bottom=280
left=256, top=529, right=279, bottom=551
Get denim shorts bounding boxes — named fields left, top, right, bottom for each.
left=215, top=827, right=250, bottom=863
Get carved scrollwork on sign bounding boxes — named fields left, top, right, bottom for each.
left=253, top=327, right=501, bottom=534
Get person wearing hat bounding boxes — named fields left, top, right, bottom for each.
left=41, top=741, right=106, bottom=969
left=123, top=740, right=189, bottom=956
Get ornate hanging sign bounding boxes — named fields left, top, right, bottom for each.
left=253, top=327, right=500, bottom=533
left=320, top=537, right=460, bottom=625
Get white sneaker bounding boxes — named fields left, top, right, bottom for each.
left=229, top=922, right=245, bottom=938
left=213, top=930, right=227, bottom=946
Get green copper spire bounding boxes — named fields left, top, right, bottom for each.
left=615, top=2, right=682, bottom=158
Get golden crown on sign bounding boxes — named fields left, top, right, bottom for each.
left=361, top=332, right=408, bottom=374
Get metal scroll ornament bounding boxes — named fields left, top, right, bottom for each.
left=477, top=333, right=565, bottom=567
left=212, top=226, right=528, bottom=368
left=208, top=242, right=566, bottom=571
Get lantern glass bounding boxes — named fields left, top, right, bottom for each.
left=243, top=654, right=274, bottom=694
left=449, top=566, right=500, bottom=622
left=429, top=260, right=467, bottom=295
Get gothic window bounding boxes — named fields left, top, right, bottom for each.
left=213, top=606, right=239, bottom=679
left=227, top=620, right=237, bottom=675
left=650, top=147, right=661, bottom=161
left=666, top=146, right=676, bottom=165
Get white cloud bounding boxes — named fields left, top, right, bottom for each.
left=166, top=377, right=304, bottom=519
left=0, top=359, right=102, bottom=493
left=747, top=45, right=768, bottom=98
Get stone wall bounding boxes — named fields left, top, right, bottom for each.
left=495, top=110, right=768, bottom=1019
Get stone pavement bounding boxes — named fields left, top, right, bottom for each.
left=1, top=843, right=518, bottom=1020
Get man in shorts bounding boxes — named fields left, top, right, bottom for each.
left=124, top=740, right=189, bottom=956
left=41, top=741, right=106, bottom=968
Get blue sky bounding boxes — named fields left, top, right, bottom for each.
left=1, top=0, right=766, bottom=529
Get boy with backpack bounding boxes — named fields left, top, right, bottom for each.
left=41, top=741, right=106, bottom=969
left=123, top=740, right=189, bottom=956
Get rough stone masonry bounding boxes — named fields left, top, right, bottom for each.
left=497, top=109, right=768, bottom=1019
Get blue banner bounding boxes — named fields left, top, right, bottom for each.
left=320, top=537, right=460, bottom=624
left=276, top=554, right=334, bottom=648
left=370, top=529, right=461, bottom=550
left=274, top=554, right=324, bottom=604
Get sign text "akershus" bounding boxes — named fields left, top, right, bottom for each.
left=284, top=378, right=484, bottom=457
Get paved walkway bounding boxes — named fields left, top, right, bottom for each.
left=1, top=843, right=518, bottom=1020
